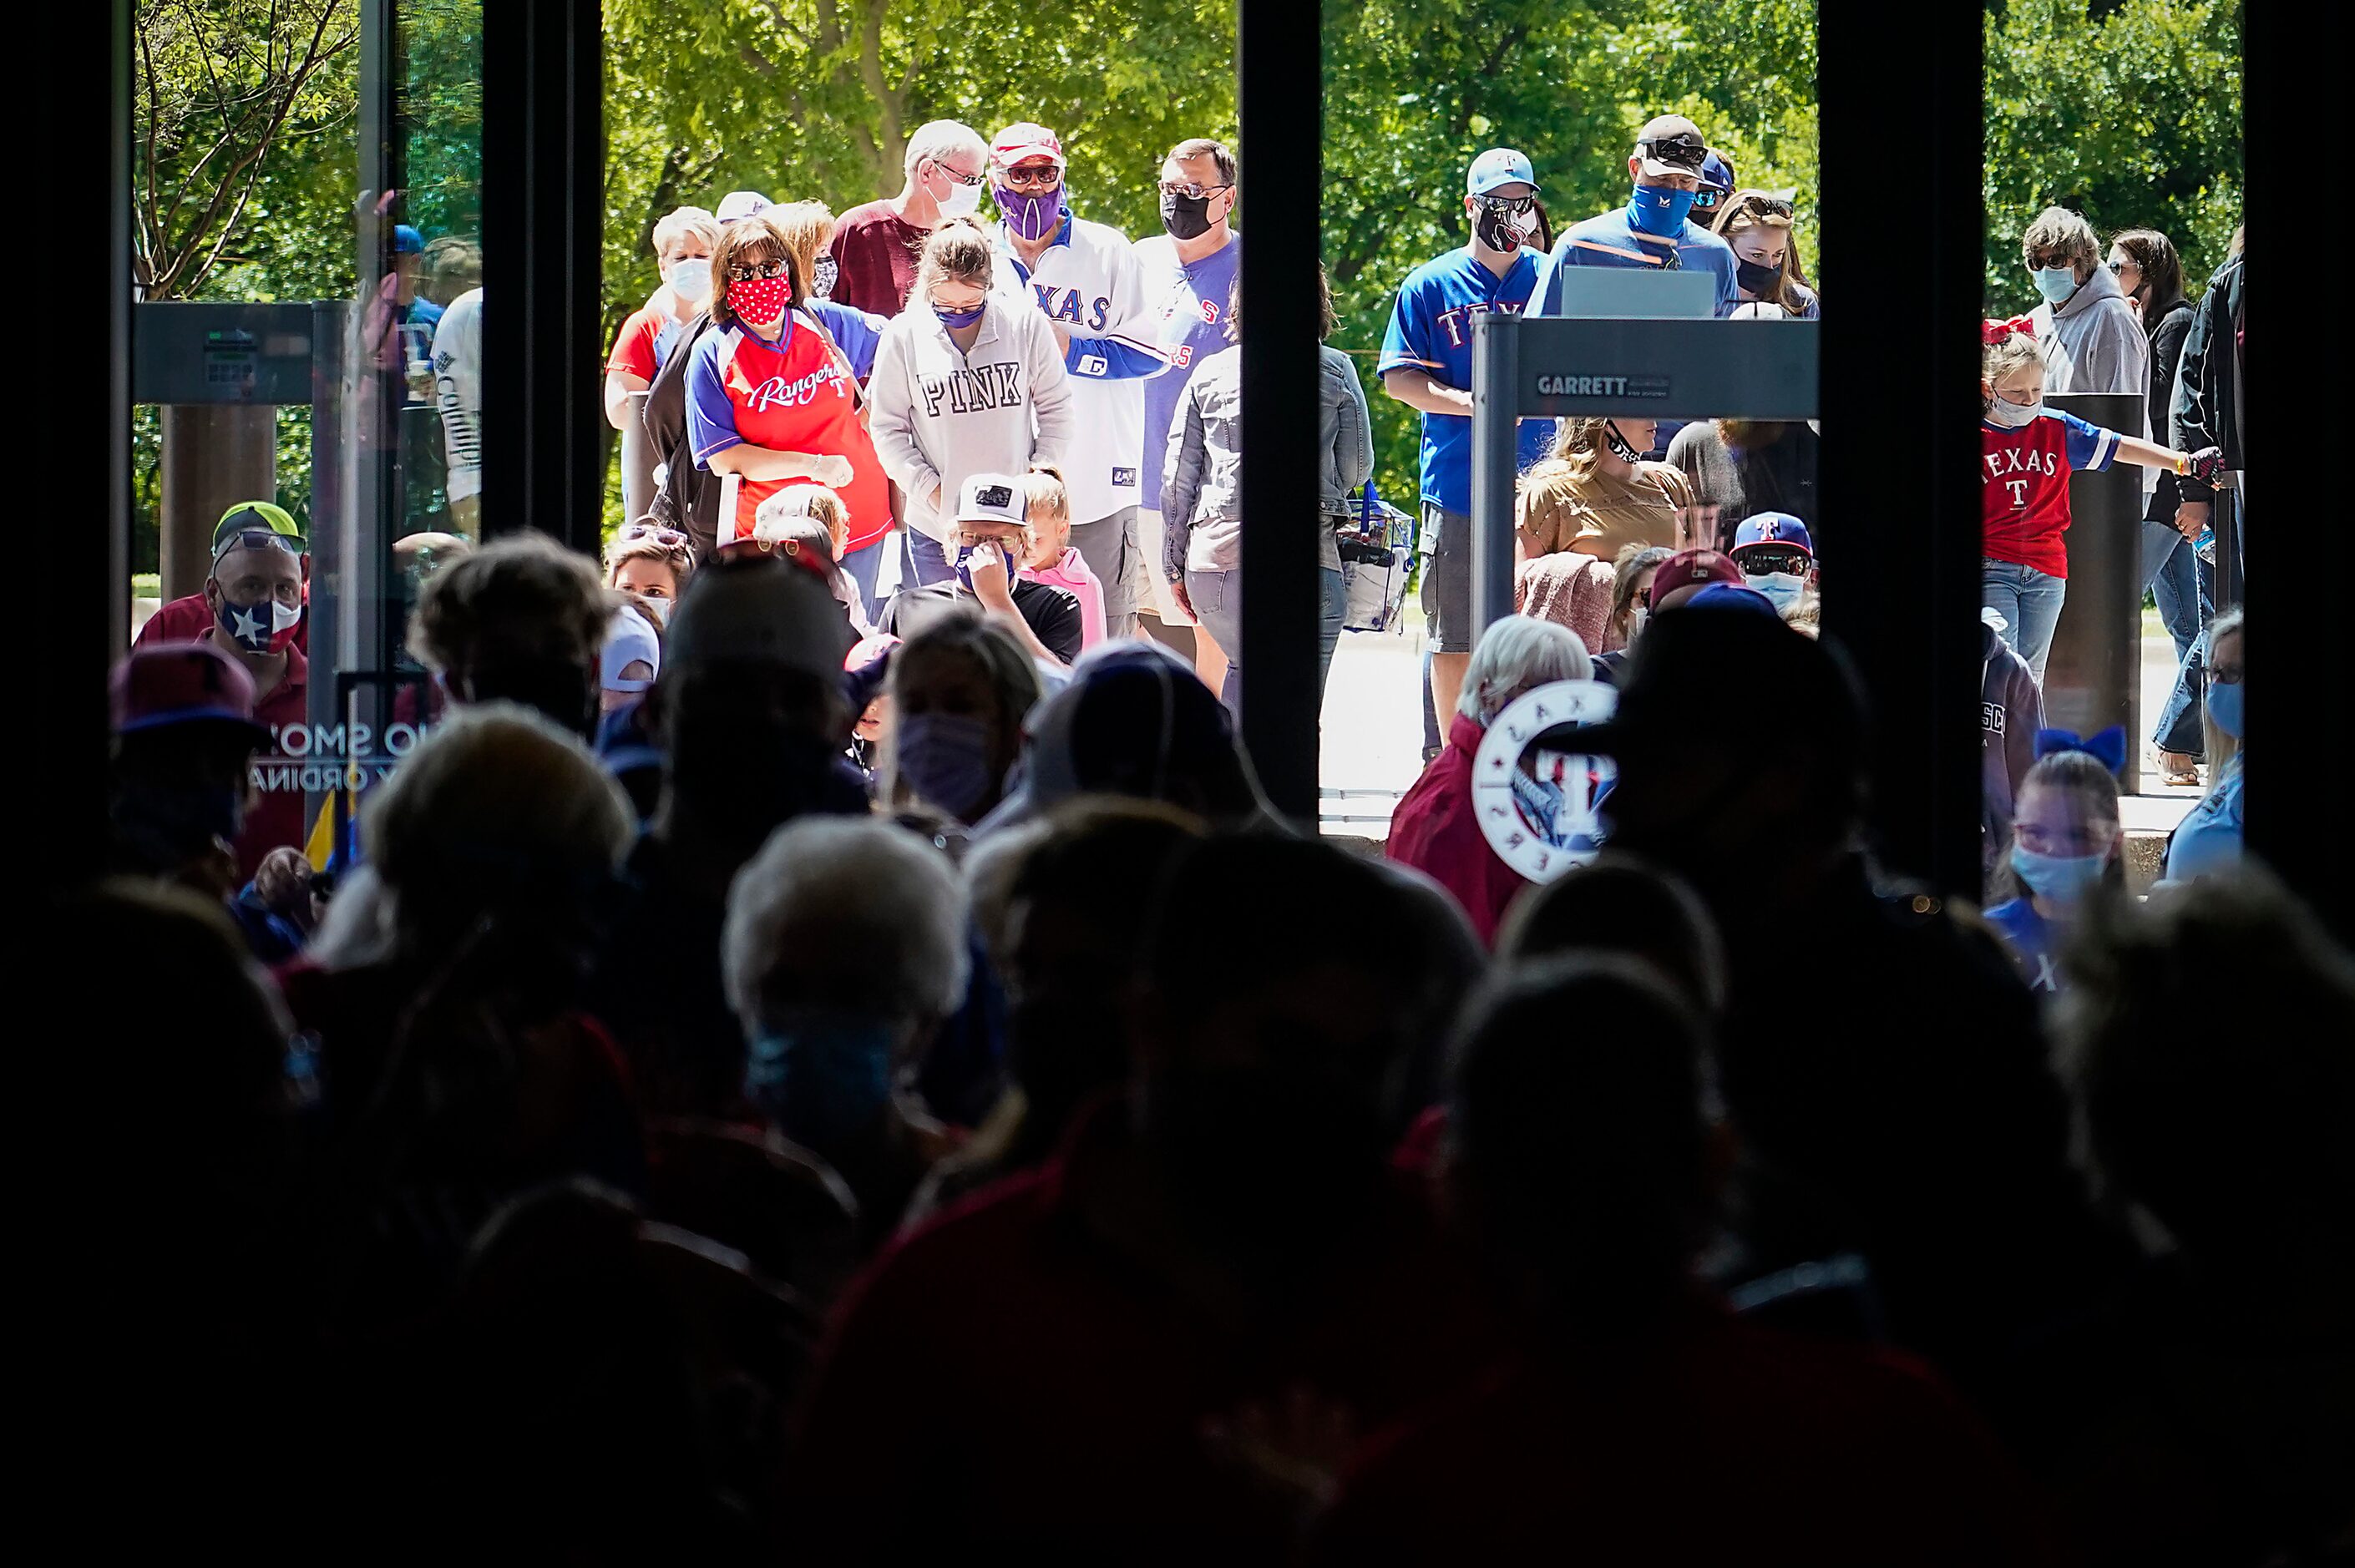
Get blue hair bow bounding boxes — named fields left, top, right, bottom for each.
left=2034, top=725, right=2126, bottom=774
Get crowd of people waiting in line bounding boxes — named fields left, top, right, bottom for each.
left=96, top=98, right=2313, bottom=1561
left=99, top=504, right=2345, bottom=1558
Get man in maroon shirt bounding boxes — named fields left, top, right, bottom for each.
left=137, top=500, right=311, bottom=653
left=824, top=119, right=990, bottom=316
left=149, top=508, right=315, bottom=877
left=1308, top=958, right=2069, bottom=1565
left=782, top=834, right=1492, bottom=1565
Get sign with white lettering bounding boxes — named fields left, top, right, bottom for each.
left=1471, top=680, right=1617, bottom=883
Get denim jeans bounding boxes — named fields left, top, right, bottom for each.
left=2140, top=518, right=2202, bottom=663
left=902, top=528, right=956, bottom=589
left=841, top=535, right=888, bottom=621
left=1981, top=558, right=2068, bottom=681
left=1183, top=565, right=1349, bottom=718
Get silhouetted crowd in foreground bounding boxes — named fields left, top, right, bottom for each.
left=95, top=533, right=2349, bottom=1564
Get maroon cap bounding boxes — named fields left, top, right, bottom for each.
left=1647, top=549, right=1744, bottom=610
left=110, top=643, right=267, bottom=738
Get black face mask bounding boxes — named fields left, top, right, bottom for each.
left=1473, top=202, right=1522, bottom=254
left=1160, top=190, right=1215, bottom=241
left=1602, top=420, right=1643, bottom=463
left=1735, top=257, right=1782, bottom=296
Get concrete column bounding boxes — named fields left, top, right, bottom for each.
left=160, top=403, right=277, bottom=600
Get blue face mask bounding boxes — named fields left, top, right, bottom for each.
left=894, top=710, right=998, bottom=820
left=1743, top=571, right=1806, bottom=612
left=2205, top=677, right=2244, bottom=739
left=745, top=1016, right=897, bottom=1152
left=2012, top=843, right=2106, bottom=903
left=1629, top=182, right=1699, bottom=238
left=933, top=301, right=985, bottom=329
left=2032, top=266, right=2079, bottom=306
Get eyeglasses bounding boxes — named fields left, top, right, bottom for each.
left=1159, top=180, right=1233, bottom=201
left=2024, top=251, right=2070, bottom=271
left=1477, top=194, right=1537, bottom=217
left=1000, top=164, right=1064, bottom=191
left=725, top=260, right=788, bottom=282
left=1638, top=134, right=1709, bottom=169
left=618, top=522, right=691, bottom=551
left=928, top=159, right=987, bottom=187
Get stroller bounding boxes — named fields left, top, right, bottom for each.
left=1333, top=480, right=1418, bottom=635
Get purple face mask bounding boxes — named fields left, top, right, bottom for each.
left=995, top=181, right=1066, bottom=243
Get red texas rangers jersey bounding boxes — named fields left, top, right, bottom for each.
left=1980, top=408, right=2117, bottom=579
left=687, top=311, right=891, bottom=549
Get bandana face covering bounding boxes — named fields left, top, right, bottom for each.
left=728, top=273, right=792, bottom=326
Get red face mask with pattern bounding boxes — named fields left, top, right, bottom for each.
left=729, top=272, right=791, bottom=326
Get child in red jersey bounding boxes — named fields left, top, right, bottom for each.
left=1981, top=324, right=2220, bottom=680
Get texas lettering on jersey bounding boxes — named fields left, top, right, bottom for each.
left=1433, top=296, right=1531, bottom=348
left=918, top=360, right=1026, bottom=419
left=1983, top=443, right=2063, bottom=510
left=1030, top=282, right=1113, bottom=331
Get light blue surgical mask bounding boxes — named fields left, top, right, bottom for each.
left=1629, top=183, right=1698, bottom=238
left=2012, top=843, right=2106, bottom=903
left=1744, top=570, right=1806, bottom=612
left=745, top=1016, right=898, bottom=1152
left=2205, top=677, right=2244, bottom=739
left=2032, top=266, right=2079, bottom=306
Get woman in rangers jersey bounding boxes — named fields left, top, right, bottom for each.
left=1980, top=324, right=2221, bottom=680
left=686, top=213, right=891, bottom=560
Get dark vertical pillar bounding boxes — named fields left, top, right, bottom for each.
left=481, top=0, right=603, bottom=555
left=1235, top=0, right=1322, bottom=822
left=2241, top=12, right=2342, bottom=937
left=1817, top=0, right=1982, bottom=895
left=56, top=0, right=133, bottom=877
left=1469, top=311, right=1521, bottom=634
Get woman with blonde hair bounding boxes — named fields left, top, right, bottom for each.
left=1513, top=416, right=1694, bottom=650
left=867, top=217, right=1073, bottom=590
left=1712, top=190, right=1820, bottom=319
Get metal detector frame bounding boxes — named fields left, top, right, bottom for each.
left=1467, top=312, right=1821, bottom=631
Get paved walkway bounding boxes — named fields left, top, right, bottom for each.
left=1318, top=623, right=2204, bottom=845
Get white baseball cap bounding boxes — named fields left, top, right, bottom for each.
left=956, top=472, right=1028, bottom=529
left=715, top=190, right=774, bottom=223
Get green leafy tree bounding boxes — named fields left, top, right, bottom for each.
left=1983, top=0, right=2241, bottom=312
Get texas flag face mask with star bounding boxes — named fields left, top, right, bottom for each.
left=216, top=594, right=303, bottom=654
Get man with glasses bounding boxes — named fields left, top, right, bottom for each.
left=985, top=121, right=1165, bottom=640
left=2019, top=205, right=2146, bottom=402
left=1380, top=148, right=1558, bottom=739
left=1527, top=114, right=1740, bottom=320
left=1134, top=137, right=1242, bottom=639
left=828, top=120, right=992, bottom=316
left=138, top=501, right=311, bottom=652
left=170, top=510, right=311, bottom=876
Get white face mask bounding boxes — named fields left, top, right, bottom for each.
left=1627, top=605, right=1650, bottom=640
left=1987, top=392, right=2042, bottom=428
left=641, top=596, right=671, bottom=625
left=936, top=174, right=984, bottom=219
left=1745, top=571, right=1806, bottom=611
left=667, top=258, right=712, bottom=303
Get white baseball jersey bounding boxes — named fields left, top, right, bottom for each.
left=990, top=212, right=1163, bottom=523
left=432, top=287, right=484, bottom=503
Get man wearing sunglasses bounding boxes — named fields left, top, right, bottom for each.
left=1527, top=114, right=1740, bottom=321
left=984, top=121, right=1166, bottom=640
left=132, top=505, right=313, bottom=877
left=828, top=120, right=991, bottom=316
left=1380, top=148, right=1558, bottom=736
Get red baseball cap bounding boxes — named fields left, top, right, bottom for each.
left=1647, top=549, right=1744, bottom=610
left=110, top=643, right=269, bottom=739
left=991, top=122, right=1066, bottom=169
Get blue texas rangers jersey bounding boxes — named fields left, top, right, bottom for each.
left=1377, top=245, right=1557, bottom=515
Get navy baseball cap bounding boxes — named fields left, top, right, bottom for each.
left=1731, top=513, right=1814, bottom=559
left=1466, top=148, right=1540, bottom=196
left=1698, top=149, right=1737, bottom=196
left=393, top=224, right=424, bottom=254
left=1684, top=582, right=1781, bottom=616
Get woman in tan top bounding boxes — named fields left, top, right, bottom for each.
left=1514, top=417, right=1694, bottom=650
